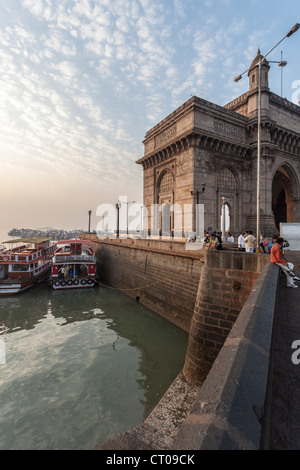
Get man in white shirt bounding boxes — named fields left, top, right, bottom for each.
left=238, top=231, right=245, bottom=251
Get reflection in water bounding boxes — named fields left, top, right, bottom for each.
left=0, top=284, right=188, bottom=450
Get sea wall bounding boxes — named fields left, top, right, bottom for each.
left=91, top=238, right=273, bottom=451
left=183, top=250, right=270, bottom=385
left=172, top=262, right=279, bottom=450
left=94, top=238, right=203, bottom=332
left=93, top=238, right=269, bottom=344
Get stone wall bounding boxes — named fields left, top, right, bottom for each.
left=92, top=239, right=273, bottom=451
left=94, top=238, right=269, bottom=349
left=172, top=261, right=279, bottom=450
left=95, top=239, right=203, bottom=332
left=183, top=251, right=270, bottom=385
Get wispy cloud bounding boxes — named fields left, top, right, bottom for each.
left=0, top=0, right=298, bottom=228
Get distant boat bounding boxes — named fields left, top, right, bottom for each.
left=49, top=240, right=97, bottom=290
left=0, top=237, right=56, bottom=295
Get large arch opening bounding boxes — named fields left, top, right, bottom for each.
left=157, top=170, right=174, bottom=237
left=217, top=167, right=237, bottom=233
left=272, top=166, right=293, bottom=230
left=220, top=202, right=230, bottom=236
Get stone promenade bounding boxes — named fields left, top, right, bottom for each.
left=268, top=251, right=300, bottom=449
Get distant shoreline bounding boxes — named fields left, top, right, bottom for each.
left=8, top=228, right=86, bottom=241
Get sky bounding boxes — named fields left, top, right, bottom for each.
left=0, top=0, right=299, bottom=232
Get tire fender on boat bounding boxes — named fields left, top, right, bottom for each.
left=81, top=279, right=86, bottom=285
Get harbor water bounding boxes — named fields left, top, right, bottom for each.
left=0, top=282, right=188, bottom=450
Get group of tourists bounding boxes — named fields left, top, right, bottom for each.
left=203, top=231, right=223, bottom=250
left=237, top=230, right=299, bottom=289
left=237, top=231, right=256, bottom=252
left=204, top=230, right=270, bottom=253
left=237, top=231, right=291, bottom=254
left=195, top=228, right=299, bottom=289
left=237, top=231, right=277, bottom=253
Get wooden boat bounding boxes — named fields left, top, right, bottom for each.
left=49, top=240, right=96, bottom=290
left=0, top=237, right=56, bottom=295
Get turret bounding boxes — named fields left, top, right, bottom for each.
left=248, top=49, right=270, bottom=92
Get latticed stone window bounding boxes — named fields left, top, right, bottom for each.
left=159, top=171, right=174, bottom=193
left=218, top=168, right=236, bottom=189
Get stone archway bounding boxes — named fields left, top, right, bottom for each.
left=272, top=166, right=294, bottom=230
left=220, top=202, right=230, bottom=235
left=217, top=167, right=237, bottom=233
left=157, top=170, right=174, bottom=237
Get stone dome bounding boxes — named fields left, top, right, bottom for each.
left=248, top=49, right=270, bottom=75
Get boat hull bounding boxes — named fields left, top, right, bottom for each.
left=50, top=278, right=95, bottom=290
left=49, top=239, right=97, bottom=290
left=0, top=236, right=56, bottom=296
left=0, top=271, right=50, bottom=295
left=0, top=282, right=32, bottom=295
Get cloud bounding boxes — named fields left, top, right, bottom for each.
left=1, top=0, right=296, bottom=231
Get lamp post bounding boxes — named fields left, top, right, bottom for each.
left=280, top=52, right=286, bottom=98
left=118, top=200, right=135, bottom=235
left=140, top=204, right=144, bottom=238
left=268, top=55, right=287, bottom=97
left=88, top=210, right=92, bottom=234
left=116, top=203, right=121, bottom=238
left=234, top=23, right=299, bottom=252
left=191, top=183, right=206, bottom=236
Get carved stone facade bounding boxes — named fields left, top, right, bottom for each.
left=136, top=51, right=300, bottom=236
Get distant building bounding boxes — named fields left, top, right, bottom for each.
left=136, top=50, right=300, bottom=237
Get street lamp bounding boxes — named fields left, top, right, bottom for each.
left=116, top=203, right=121, bottom=238
left=191, top=184, right=206, bottom=236
left=118, top=200, right=135, bottom=235
left=234, top=23, right=299, bottom=252
left=88, top=210, right=92, bottom=234
left=268, top=53, right=287, bottom=97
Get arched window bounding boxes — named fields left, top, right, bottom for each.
left=159, top=171, right=174, bottom=194
left=218, top=168, right=236, bottom=190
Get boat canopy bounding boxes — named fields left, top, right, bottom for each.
left=56, top=239, right=94, bottom=245
left=2, top=237, right=52, bottom=244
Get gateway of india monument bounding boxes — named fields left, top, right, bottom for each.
left=136, top=49, right=300, bottom=238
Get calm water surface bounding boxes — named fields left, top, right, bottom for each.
left=0, top=283, right=188, bottom=450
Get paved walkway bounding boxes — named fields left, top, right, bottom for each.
left=268, top=251, right=300, bottom=449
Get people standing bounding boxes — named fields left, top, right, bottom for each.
left=238, top=231, right=245, bottom=251
left=215, top=232, right=223, bottom=250
left=243, top=231, right=256, bottom=252
left=202, top=231, right=210, bottom=246
left=271, top=237, right=299, bottom=288
left=260, top=233, right=268, bottom=253
left=268, top=234, right=279, bottom=254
